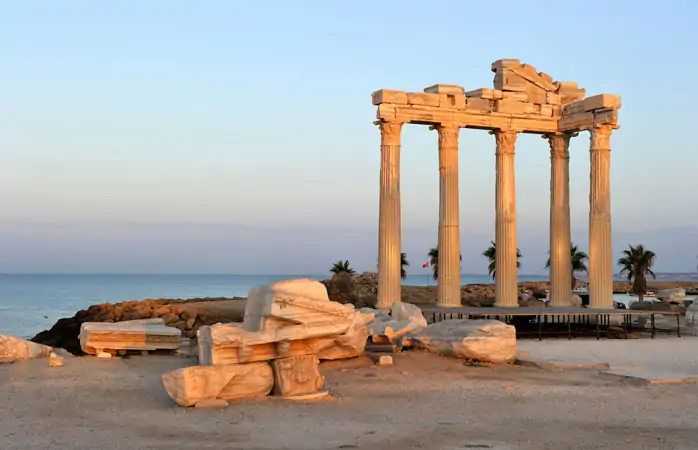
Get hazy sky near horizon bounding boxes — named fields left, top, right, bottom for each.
left=3, top=1, right=698, bottom=274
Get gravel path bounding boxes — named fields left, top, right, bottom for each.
left=2, top=349, right=698, bottom=449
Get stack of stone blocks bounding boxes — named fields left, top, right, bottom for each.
left=162, top=279, right=368, bottom=407
left=372, top=58, right=621, bottom=132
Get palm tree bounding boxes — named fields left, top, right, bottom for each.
left=618, top=244, right=656, bottom=303
left=330, top=260, right=355, bottom=275
left=427, top=247, right=462, bottom=281
left=400, top=253, right=409, bottom=280
left=483, top=241, right=522, bottom=279
left=544, top=243, right=588, bottom=289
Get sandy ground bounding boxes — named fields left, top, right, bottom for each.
left=3, top=345, right=698, bottom=450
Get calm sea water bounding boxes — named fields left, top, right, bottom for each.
left=0, top=273, right=689, bottom=339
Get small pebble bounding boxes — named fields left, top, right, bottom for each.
left=377, top=355, right=393, bottom=366
left=96, top=352, right=112, bottom=359
left=194, top=399, right=229, bottom=409
left=49, top=351, right=65, bottom=368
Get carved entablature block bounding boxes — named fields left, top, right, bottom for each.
left=371, top=59, right=620, bottom=135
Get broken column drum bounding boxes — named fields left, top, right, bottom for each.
left=372, top=61, right=621, bottom=308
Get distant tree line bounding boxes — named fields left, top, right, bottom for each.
left=330, top=243, right=657, bottom=302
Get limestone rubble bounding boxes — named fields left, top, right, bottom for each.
left=165, top=279, right=365, bottom=406
left=0, top=334, right=52, bottom=363
left=198, top=279, right=357, bottom=366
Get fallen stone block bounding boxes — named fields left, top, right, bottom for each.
left=368, top=319, right=425, bottom=347
left=80, top=318, right=182, bottom=354
left=162, top=362, right=274, bottom=407
left=0, top=334, right=52, bottom=363
left=377, top=355, right=393, bottom=366
left=316, top=311, right=368, bottom=361
left=366, top=302, right=427, bottom=347
left=243, top=279, right=354, bottom=341
left=412, top=319, right=516, bottom=364
left=272, top=355, right=325, bottom=398
left=198, top=323, right=326, bottom=365
left=391, top=302, right=427, bottom=328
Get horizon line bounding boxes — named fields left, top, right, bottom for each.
left=2, top=272, right=697, bottom=277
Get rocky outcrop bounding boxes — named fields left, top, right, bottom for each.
left=32, top=297, right=245, bottom=355
left=412, top=319, right=516, bottom=364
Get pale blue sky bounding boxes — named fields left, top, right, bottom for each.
left=2, top=1, right=697, bottom=274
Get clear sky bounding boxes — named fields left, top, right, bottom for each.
left=2, top=1, right=698, bottom=274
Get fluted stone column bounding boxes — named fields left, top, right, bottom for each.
left=435, top=124, right=461, bottom=307
left=376, top=121, right=403, bottom=310
left=546, top=133, right=573, bottom=306
left=588, top=125, right=614, bottom=308
left=493, top=130, right=519, bottom=308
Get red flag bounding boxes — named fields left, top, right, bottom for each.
left=422, top=262, right=429, bottom=268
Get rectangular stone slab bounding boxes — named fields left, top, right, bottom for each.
left=162, top=362, right=273, bottom=407
left=80, top=319, right=181, bottom=354
left=197, top=324, right=327, bottom=365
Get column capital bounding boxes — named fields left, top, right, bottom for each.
left=376, top=121, right=403, bottom=146
left=432, top=123, right=460, bottom=150
left=491, top=130, right=518, bottom=155
left=545, top=132, right=574, bottom=159
left=590, top=125, right=613, bottom=151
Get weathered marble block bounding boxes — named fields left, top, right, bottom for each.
left=162, top=362, right=273, bottom=407
left=316, top=311, right=369, bottom=360
left=271, top=355, right=324, bottom=397
left=80, top=318, right=181, bottom=354
left=198, top=323, right=326, bottom=365
left=0, top=334, right=52, bottom=363
left=412, top=319, right=516, bottom=364
left=242, top=278, right=354, bottom=341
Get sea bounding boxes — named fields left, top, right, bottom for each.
left=1, top=273, right=695, bottom=340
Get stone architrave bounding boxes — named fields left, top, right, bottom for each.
left=546, top=133, right=574, bottom=306
left=271, top=355, right=325, bottom=397
left=0, top=335, right=52, bottom=363
left=79, top=318, right=182, bottom=354
left=493, top=130, right=519, bottom=308
left=435, top=124, right=462, bottom=308
left=376, top=121, right=403, bottom=310
left=588, top=125, right=614, bottom=308
left=161, top=362, right=274, bottom=407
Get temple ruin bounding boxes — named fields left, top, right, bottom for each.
left=372, top=58, right=621, bottom=310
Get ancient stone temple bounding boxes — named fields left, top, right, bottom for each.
left=372, top=59, right=621, bottom=310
